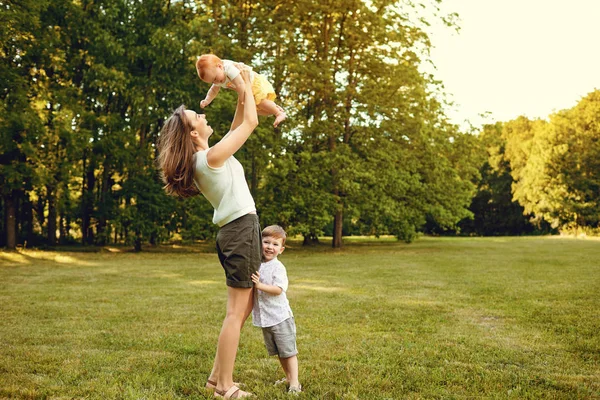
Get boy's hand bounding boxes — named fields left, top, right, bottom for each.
left=200, top=99, right=209, bottom=108
left=251, top=272, right=261, bottom=287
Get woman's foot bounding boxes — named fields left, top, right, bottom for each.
left=206, top=380, right=243, bottom=390
left=214, top=385, right=253, bottom=398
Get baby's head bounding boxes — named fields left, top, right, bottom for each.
left=196, top=54, right=226, bottom=85
left=261, top=225, right=287, bottom=262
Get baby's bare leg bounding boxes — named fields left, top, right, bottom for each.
left=258, top=99, right=286, bottom=127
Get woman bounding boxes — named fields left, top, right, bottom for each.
left=157, top=68, right=258, bottom=398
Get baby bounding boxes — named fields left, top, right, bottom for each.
left=196, top=54, right=286, bottom=128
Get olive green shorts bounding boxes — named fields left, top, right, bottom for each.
left=216, top=214, right=261, bottom=288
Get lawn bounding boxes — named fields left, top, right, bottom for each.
left=1, top=237, right=599, bottom=399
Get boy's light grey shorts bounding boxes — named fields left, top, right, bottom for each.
left=261, top=317, right=298, bottom=358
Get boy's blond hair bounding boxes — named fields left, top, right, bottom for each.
left=262, top=225, right=287, bottom=246
left=196, top=54, right=221, bottom=80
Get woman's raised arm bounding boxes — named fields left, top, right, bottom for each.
left=207, top=68, right=258, bottom=168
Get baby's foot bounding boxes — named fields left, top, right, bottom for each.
left=273, top=111, right=286, bottom=128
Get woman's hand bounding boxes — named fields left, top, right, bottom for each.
left=239, top=67, right=251, bottom=84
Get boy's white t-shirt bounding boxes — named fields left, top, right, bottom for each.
left=252, top=257, right=294, bottom=328
left=215, top=60, right=255, bottom=89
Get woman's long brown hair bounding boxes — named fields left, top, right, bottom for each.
left=156, top=105, right=200, bottom=198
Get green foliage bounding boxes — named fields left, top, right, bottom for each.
left=258, top=149, right=334, bottom=238
left=456, top=123, right=539, bottom=236
left=548, top=91, right=600, bottom=229
left=119, top=173, right=176, bottom=249
left=4, top=0, right=555, bottom=249
left=247, top=0, right=474, bottom=246
left=0, top=0, right=46, bottom=194
left=177, top=196, right=218, bottom=241
left=496, top=90, right=600, bottom=232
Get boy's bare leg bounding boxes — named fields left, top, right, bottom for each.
left=278, top=355, right=300, bottom=388
left=258, top=99, right=286, bottom=127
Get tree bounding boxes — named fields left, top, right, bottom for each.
left=252, top=0, right=472, bottom=246
left=500, top=91, right=600, bottom=232
left=502, top=116, right=555, bottom=227
left=1, top=0, right=484, bottom=248
left=456, top=123, right=537, bottom=236
left=0, top=0, right=48, bottom=248
left=546, top=90, right=600, bottom=230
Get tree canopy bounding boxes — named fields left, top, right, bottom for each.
left=2, top=1, right=597, bottom=249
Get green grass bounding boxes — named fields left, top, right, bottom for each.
left=1, top=237, right=599, bottom=399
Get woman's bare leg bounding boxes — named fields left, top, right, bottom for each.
left=208, top=286, right=254, bottom=392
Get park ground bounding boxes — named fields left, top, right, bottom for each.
left=1, top=236, right=599, bottom=399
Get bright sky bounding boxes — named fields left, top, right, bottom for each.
left=428, top=0, right=600, bottom=129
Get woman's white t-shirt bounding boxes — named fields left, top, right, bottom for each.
left=193, top=150, right=256, bottom=227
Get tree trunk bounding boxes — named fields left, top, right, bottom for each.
left=82, top=148, right=96, bottom=245
left=59, top=214, right=66, bottom=244
left=97, top=158, right=111, bottom=245
left=22, top=193, right=34, bottom=245
left=5, top=193, right=17, bottom=249
left=0, top=197, right=4, bottom=247
left=123, top=196, right=131, bottom=243
left=134, top=229, right=142, bottom=252
left=60, top=185, right=71, bottom=244
left=302, top=233, right=319, bottom=246
left=329, top=130, right=343, bottom=248
left=36, top=195, right=45, bottom=230
left=332, top=208, right=343, bottom=248
left=46, top=185, right=57, bottom=245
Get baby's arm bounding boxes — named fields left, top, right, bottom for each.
left=230, top=74, right=246, bottom=98
left=251, top=272, right=283, bottom=295
left=201, top=84, right=221, bottom=108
